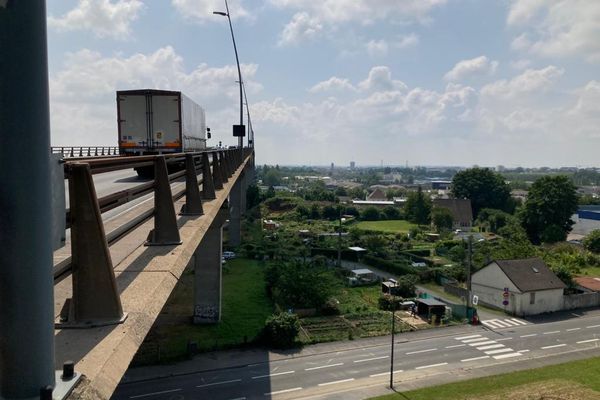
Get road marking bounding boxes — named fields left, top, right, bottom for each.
left=264, top=387, right=303, bottom=395
left=252, top=371, right=295, bottom=379
left=587, top=325, right=600, bottom=329
left=520, top=349, right=530, bottom=353
left=567, top=328, right=581, bottom=332
left=469, top=340, right=496, bottom=347
left=493, top=352, right=522, bottom=359
left=305, top=363, right=343, bottom=371
left=455, top=334, right=482, bottom=340
left=354, top=356, right=389, bottom=363
left=318, top=378, right=355, bottom=386
left=461, top=356, right=489, bottom=362
left=406, top=348, right=437, bottom=355
left=370, top=370, right=403, bottom=377
left=415, top=362, right=448, bottom=370
left=541, top=344, right=567, bottom=349
left=445, top=344, right=466, bottom=349
left=130, top=389, right=182, bottom=399
left=477, top=344, right=505, bottom=351
left=520, top=334, right=537, bottom=338
left=228, top=398, right=246, bottom=400
left=462, top=337, right=490, bottom=343
left=196, top=379, right=242, bottom=388
left=485, top=348, right=515, bottom=355
left=509, top=318, right=528, bottom=325
left=497, top=337, right=513, bottom=342
left=577, top=339, right=600, bottom=344
left=543, top=331, right=560, bottom=335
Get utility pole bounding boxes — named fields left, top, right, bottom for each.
left=337, top=208, right=342, bottom=268
left=389, top=302, right=396, bottom=389
left=466, top=235, right=473, bottom=318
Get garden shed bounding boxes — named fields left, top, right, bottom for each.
left=416, top=298, right=446, bottom=322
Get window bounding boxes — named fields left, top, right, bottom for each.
left=530, top=292, right=535, bottom=305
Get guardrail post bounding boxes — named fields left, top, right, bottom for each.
left=201, top=153, right=216, bottom=200
left=222, top=150, right=233, bottom=178
left=193, top=208, right=228, bottom=324
left=57, top=163, right=127, bottom=328
left=212, top=152, right=224, bottom=190
left=180, top=154, right=203, bottom=216
left=217, top=152, right=228, bottom=184
left=146, top=156, right=182, bottom=245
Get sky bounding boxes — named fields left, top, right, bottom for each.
left=46, top=0, right=600, bottom=167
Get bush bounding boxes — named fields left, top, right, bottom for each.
left=584, top=230, right=600, bottom=253
left=361, top=207, right=381, bottom=221
left=320, top=298, right=341, bottom=315
left=362, top=254, right=417, bottom=276
left=264, top=313, right=300, bottom=348
left=378, top=294, right=403, bottom=311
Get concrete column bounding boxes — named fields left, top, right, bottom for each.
left=228, top=174, right=243, bottom=247
left=240, top=169, right=248, bottom=214
left=0, top=1, right=56, bottom=398
left=193, top=210, right=226, bottom=324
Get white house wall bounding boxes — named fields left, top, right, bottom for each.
left=472, top=263, right=520, bottom=314
left=517, top=288, right=564, bottom=316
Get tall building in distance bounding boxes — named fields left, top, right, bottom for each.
left=350, top=161, right=356, bottom=170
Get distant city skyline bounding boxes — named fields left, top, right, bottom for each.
left=47, top=1, right=599, bottom=167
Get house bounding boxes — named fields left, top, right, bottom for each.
left=471, top=258, right=566, bottom=316
left=367, top=188, right=387, bottom=201
left=432, top=198, right=473, bottom=231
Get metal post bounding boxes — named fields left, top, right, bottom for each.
left=224, top=0, right=244, bottom=149
left=0, top=1, right=56, bottom=397
left=389, top=306, right=396, bottom=389
left=467, top=235, right=473, bottom=316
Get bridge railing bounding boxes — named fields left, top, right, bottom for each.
left=56, top=146, right=254, bottom=329
left=51, top=146, right=120, bottom=158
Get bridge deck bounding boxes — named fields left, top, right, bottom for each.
left=53, top=156, right=250, bottom=399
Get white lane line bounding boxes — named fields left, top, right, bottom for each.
left=520, top=349, right=530, bottom=353
left=509, top=318, right=528, bottom=325
left=461, top=356, right=489, bottom=362
left=587, top=325, right=600, bottom=329
left=567, top=328, right=581, bottom=332
left=406, top=348, right=437, bottom=355
left=415, top=362, right=448, bottom=370
left=543, top=331, right=561, bottom=335
left=445, top=344, right=467, bottom=349
left=228, top=398, right=246, bottom=400
left=196, top=379, right=242, bottom=388
left=370, top=370, right=403, bottom=377
left=462, top=337, right=490, bottom=343
left=485, top=348, right=515, bottom=355
left=521, top=334, right=537, bottom=338
left=264, top=387, right=303, bottom=396
left=130, top=389, right=182, bottom=399
left=477, top=344, right=505, bottom=351
left=493, top=352, right=522, bottom=360
left=497, top=337, right=513, bottom=342
left=305, top=363, right=343, bottom=371
left=455, top=334, right=482, bottom=340
left=577, top=339, right=600, bottom=344
left=252, top=371, right=295, bottom=379
left=354, top=356, right=389, bottom=363
left=541, top=344, right=567, bottom=349
left=502, top=320, right=520, bottom=326
left=469, top=340, right=497, bottom=347
left=318, top=378, right=355, bottom=386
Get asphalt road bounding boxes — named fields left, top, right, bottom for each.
left=112, top=313, right=600, bottom=400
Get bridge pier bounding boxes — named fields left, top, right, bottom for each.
left=228, top=171, right=244, bottom=247
left=193, top=208, right=228, bottom=324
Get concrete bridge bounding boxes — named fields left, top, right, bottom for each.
left=1, top=3, right=255, bottom=399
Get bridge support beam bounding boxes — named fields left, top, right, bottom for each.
left=228, top=172, right=243, bottom=247
left=193, top=208, right=228, bottom=324
left=0, top=1, right=57, bottom=398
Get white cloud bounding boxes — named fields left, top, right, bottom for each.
left=278, top=12, right=323, bottom=46
left=172, top=0, right=249, bottom=22
left=366, top=40, right=389, bottom=57
left=48, top=0, right=143, bottom=39
left=309, top=77, right=356, bottom=93
left=358, top=66, right=407, bottom=92
left=49, top=46, right=260, bottom=146
left=481, top=66, right=563, bottom=99
left=509, top=59, right=532, bottom=70
left=365, top=34, right=419, bottom=57
left=395, top=33, right=419, bottom=48
left=444, top=56, right=498, bottom=82
left=507, top=0, right=600, bottom=63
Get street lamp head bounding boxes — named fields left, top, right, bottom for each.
left=213, top=11, right=228, bottom=16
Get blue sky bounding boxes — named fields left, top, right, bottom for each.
left=47, top=0, right=600, bottom=167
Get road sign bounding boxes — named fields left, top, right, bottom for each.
left=472, top=295, right=479, bottom=306
left=503, top=292, right=510, bottom=299
left=502, top=300, right=509, bottom=306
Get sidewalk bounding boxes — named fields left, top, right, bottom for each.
left=120, top=324, right=480, bottom=384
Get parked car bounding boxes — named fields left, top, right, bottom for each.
left=223, top=251, right=236, bottom=260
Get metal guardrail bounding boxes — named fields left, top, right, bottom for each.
left=55, top=147, right=253, bottom=328
left=51, top=146, right=120, bottom=158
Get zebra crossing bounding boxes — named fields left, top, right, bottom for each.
left=481, top=318, right=528, bottom=329
left=455, top=334, right=524, bottom=360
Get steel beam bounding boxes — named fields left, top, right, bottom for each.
left=0, top=1, right=56, bottom=397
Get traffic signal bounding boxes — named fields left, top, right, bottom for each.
left=206, top=127, right=211, bottom=139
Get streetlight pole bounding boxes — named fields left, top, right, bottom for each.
left=242, top=81, right=254, bottom=147
left=214, top=0, right=244, bottom=149
left=389, top=300, right=396, bottom=389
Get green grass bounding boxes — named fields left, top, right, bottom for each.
left=354, top=220, right=418, bottom=233
left=370, top=356, right=600, bottom=400
left=578, top=267, right=600, bottom=276
left=134, top=259, right=273, bottom=364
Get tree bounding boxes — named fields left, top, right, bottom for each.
left=431, top=207, right=453, bottom=233
left=349, top=187, right=366, bottom=200
left=404, top=186, right=431, bottom=225
left=322, top=205, right=339, bottom=221
left=264, top=313, right=300, bottom=348
left=584, top=230, right=600, bottom=253
left=246, top=184, right=261, bottom=209
left=264, top=168, right=282, bottom=187
left=519, top=175, right=578, bottom=244
left=476, top=208, right=514, bottom=233
left=296, top=204, right=310, bottom=219
left=309, top=203, right=321, bottom=219
left=382, top=205, right=402, bottom=220
left=361, top=207, right=380, bottom=221
left=451, top=167, right=512, bottom=217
